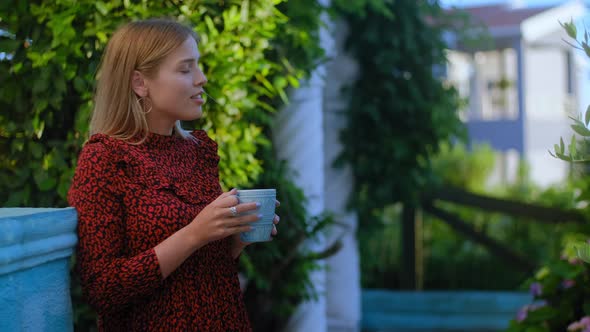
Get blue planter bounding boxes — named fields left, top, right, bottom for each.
left=362, top=289, right=531, bottom=332
left=0, top=208, right=77, bottom=332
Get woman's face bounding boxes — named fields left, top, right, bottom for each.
left=144, top=37, right=207, bottom=133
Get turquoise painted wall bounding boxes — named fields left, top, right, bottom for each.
left=362, top=289, right=531, bottom=332
left=0, top=208, right=77, bottom=332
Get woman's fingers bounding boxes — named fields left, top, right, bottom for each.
left=225, top=225, right=254, bottom=236
left=228, top=213, right=260, bottom=227
left=275, top=199, right=280, bottom=208
left=218, top=188, right=237, bottom=199
left=223, top=202, right=259, bottom=217
left=238, top=225, right=254, bottom=234
left=215, top=189, right=238, bottom=207
left=240, top=202, right=260, bottom=213
left=217, top=194, right=238, bottom=208
left=271, top=224, right=277, bottom=236
left=273, top=215, right=279, bottom=224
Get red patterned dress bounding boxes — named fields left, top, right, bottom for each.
left=68, top=130, right=251, bottom=331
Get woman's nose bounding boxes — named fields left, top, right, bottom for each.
left=195, top=70, right=207, bottom=86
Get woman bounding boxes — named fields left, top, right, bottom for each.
left=68, top=19, right=279, bottom=331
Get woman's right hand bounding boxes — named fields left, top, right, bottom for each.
left=188, top=188, right=260, bottom=246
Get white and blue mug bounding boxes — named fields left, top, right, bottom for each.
left=237, top=189, right=276, bottom=242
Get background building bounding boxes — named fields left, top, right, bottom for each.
left=446, top=0, right=588, bottom=186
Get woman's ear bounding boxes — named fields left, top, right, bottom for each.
left=131, top=71, right=148, bottom=97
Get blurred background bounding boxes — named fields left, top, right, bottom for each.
left=3, top=0, right=590, bottom=331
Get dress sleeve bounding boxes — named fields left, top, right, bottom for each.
left=68, top=142, right=162, bottom=315
left=191, top=130, right=237, bottom=262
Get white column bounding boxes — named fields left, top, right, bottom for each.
left=274, top=2, right=363, bottom=330
left=322, top=20, right=361, bottom=332
left=273, top=37, right=328, bottom=332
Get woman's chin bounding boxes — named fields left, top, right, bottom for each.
left=181, top=108, right=203, bottom=121
left=193, top=108, right=203, bottom=119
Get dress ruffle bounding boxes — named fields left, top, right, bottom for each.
left=85, top=130, right=220, bottom=206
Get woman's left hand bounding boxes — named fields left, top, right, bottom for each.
left=271, top=199, right=280, bottom=236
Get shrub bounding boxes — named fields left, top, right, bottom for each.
left=0, top=1, right=328, bottom=330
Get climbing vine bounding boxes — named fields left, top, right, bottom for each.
left=332, top=0, right=465, bottom=226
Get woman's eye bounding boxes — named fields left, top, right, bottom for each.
left=180, top=69, right=190, bottom=74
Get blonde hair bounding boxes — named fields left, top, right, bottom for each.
left=90, top=19, right=198, bottom=143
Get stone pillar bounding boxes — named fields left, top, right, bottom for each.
left=322, top=19, right=362, bottom=332
left=273, top=42, right=328, bottom=332
left=274, top=2, right=363, bottom=330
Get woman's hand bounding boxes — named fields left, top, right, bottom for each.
left=230, top=199, right=280, bottom=258
left=187, top=188, right=260, bottom=247
left=271, top=199, right=280, bottom=236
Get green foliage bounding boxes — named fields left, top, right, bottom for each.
left=424, top=178, right=587, bottom=290
left=0, top=0, right=301, bottom=205
left=360, top=143, right=496, bottom=288
left=506, top=253, right=590, bottom=332
left=359, top=143, right=590, bottom=290
left=242, top=157, right=336, bottom=330
left=332, top=0, right=466, bottom=228
left=358, top=203, right=404, bottom=288
left=430, top=142, right=496, bottom=192
left=0, top=0, right=327, bottom=330
left=508, top=20, right=590, bottom=332
left=551, top=20, right=590, bottom=164
left=235, top=1, right=330, bottom=330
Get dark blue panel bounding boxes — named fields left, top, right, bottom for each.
left=466, top=120, right=524, bottom=154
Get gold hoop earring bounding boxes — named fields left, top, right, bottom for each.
left=137, top=97, right=153, bottom=114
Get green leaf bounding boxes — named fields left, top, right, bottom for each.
left=95, top=2, right=108, bottom=16
left=585, top=104, right=590, bottom=126
left=506, top=320, right=523, bottom=332
left=12, top=62, right=23, bottom=73
left=0, top=38, right=20, bottom=53
left=5, top=190, right=28, bottom=207
left=571, top=123, right=590, bottom=137
left=569, top=135, right=577, bottom=159
left=96, top=31, right=108, bottom=43
left=11, top=139, right=24, bottom=153
left=287, top=75, right=300, bottom=88
left=535, top=266, right=550, bottom=279
left=575, top=243, right=590, bottom=263
left=524, top=326, right=550, bottom=332
left=255, top=73, right=276, bottom=93
left=34, top=171, right=57, bottom=191
left=560, top=137, right=565, bottom=153
left=204, top=16, right=219, bottom=37
left=30, top=142, right=43, bottom=159
left=73, top=77, right=86, bottom=93
left=525, top=306, right=556, bottom=322
left=560, top=20, right=577, bottom=39
left=32, top=115, right=45, bottom=139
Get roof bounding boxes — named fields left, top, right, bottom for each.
left=445, top=1, right=587, bottom=49
left=461, top=4, right=553, bottom=29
